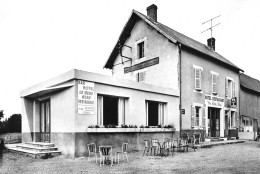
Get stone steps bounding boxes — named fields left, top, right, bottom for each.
left=8, top=142, right=61, bottom=158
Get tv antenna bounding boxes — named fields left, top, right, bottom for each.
left=201, top=15, right=221, bottom=38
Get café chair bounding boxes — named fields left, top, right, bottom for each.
left=115, top=143, right=128, bottom=163
left=87, top=143, right=98, bottom=162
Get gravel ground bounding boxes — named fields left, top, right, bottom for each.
left=1, top=141, right=260, bottom=174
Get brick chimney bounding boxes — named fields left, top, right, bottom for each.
left=146, top=4, right=158, bottom=22
left=207, top=37, right=216, bottom=51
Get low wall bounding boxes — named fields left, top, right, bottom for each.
left=238, top=132, right=255, bottom=140
left=75, top=131, right=179, bottom=157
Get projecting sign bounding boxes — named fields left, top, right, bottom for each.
left=205, top=94, right=224, bottom=107
left=78, top=80, right=95, bottom=115
left=124, top=57, right=159, bottom=73
left=231, top=97, right=237, bottom=107
left=181, top=109, right=185, bottom=114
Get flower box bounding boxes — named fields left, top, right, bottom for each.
left=87, top=127, right=175, bottom=133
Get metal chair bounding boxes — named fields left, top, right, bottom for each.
left=178, top=138, right=188, bottom=152
left=99, top=146, right=113, bottom=167
left=87, top=143, right=98, bottom=162
left=193, top=133, right=201, bottom=144
left=115, top=143, right=128, bottom=163
left=150, top=139, right=159, bottom=155
left=143, top=140, right=150, bottom=156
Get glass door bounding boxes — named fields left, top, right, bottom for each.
left=40, top=100, right=50, bottom=142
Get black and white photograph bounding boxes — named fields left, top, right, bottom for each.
left=0, top=0, right=260, bottom=173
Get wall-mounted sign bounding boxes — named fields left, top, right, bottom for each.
left=231, top=97, right=237, bottom=107
left=78, top=80, right=95, bottom=115
left=124, top=57, right=159, bottom=73
left=205, top=94, right=224, bottom=108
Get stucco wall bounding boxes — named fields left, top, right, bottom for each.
left=181, top=48, right=240, bottom=129
left=240, top=87, right=260, bottom=119
left=112, top=19, right=179, bottom=90
left=74, top=80, right=179, bottom=132
left=21, top=98, right=33, bottom=142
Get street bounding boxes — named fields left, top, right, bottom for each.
left=1, top=141, right=260, bottom=174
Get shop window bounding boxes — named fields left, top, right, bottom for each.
left=146, top=101, right=166, bottom=126
left=137, top=41, right=145, bottom=58
left=191, top=105, right=205, bottom=128
left=97, top=95, right=126, bottom=126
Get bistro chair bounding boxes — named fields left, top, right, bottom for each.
left=150, top=139, right=159, bottom=155
left=87, top=143, right=98, bottom=162
left=99, top=146, right=113, bottom=167
left=193, top=133, right=201, bottom=144
left=178, top=138, right=188, bottom=152
left=143, top=140, right=150, bottom=156
left=187, top=138, right=197, bottom=151
left=115, top=143, right=128, bottom=163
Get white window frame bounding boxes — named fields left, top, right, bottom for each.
left=145, top=100, right=167, bottom=126
left=226, top=77, right=236, bottom=98
left=211, top=71, right=219, bottom=95
left=97, top=95, right=127, bottom=126
left=193, top=65, right=203, bottom=91
left=191, top=103, right=205, bottom=129
left=135, top=37, right=147, bottom=60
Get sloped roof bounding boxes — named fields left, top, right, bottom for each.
left=104, top=10, right=242, bottom=71
left=240, top=73, right=260, bottom=93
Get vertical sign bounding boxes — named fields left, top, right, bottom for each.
left=78, top=80, right=95, bottom=115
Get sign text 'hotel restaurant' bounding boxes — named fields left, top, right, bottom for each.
left=124, top=57, right=159, bottom=73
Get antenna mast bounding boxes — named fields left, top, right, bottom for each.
left=201, top=15, right=221, bottom=38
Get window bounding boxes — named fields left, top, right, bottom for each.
left=97, top=95, right=126, bottom=126
left=226, top=78, right=236, bottom=98
left=137, top=71, right=146, bottom=82
left=230, top=111, right=236, bottom=128
left=195, top=107, right=200, bottom=126
left=193, top=66, right=202, bottom=91
left=146, top=101, right=166, bottom=126
left=211, top=72, right=218, bottom=94
left=191, top=105, right=205, bottom=128
left=137, top=41, right=145, bottom=58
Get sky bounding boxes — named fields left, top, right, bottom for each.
left=0, top=0, right=260, bottom=118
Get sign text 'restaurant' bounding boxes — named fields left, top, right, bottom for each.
left=78, top=80, right=95, bottom=115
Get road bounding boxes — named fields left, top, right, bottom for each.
left=1, top=141, right=260, bottom=174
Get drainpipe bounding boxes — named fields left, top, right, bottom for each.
left=178, top=43, right=182, bottom=138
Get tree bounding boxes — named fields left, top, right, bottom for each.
left=6, top=114, right=21, bottom=133
left=0, top=110, right=4, bottom=121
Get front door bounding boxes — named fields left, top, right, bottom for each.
left=40, top=100, right=51, bottom=142
left=208, top=107, right=220, bottom=137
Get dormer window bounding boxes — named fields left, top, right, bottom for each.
left=137, top=41, right=145, bottom=58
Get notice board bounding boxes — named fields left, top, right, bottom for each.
left=78, top=80, right=95, bottom=115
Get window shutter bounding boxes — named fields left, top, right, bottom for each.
left=195, top=69, right=201, bottom=90
left=225, top=78, right=228, bottom=97
left=232, top=81, right=236, bottom=97
left=191, top=106, right=195, bottom=128
left=137, top=72, right=146, bottom=82
left=212, top=74, right=217, bottom=94
left=202, top=107, right=206, bottom=127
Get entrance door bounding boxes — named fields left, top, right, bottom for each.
left=208, top=107, right=220, bottom=137
left=40, top=100, right=50, bottom=142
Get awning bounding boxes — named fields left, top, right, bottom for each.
left=24, top=84, right=74, bottom=99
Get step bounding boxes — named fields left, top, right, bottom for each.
left=25, top=142, right=55, bottom=148
left=210, top=138, right=224, bottom=142
left=16, top=144, right=58, bottom=152
left=9, top=147, right=61, bottom=158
